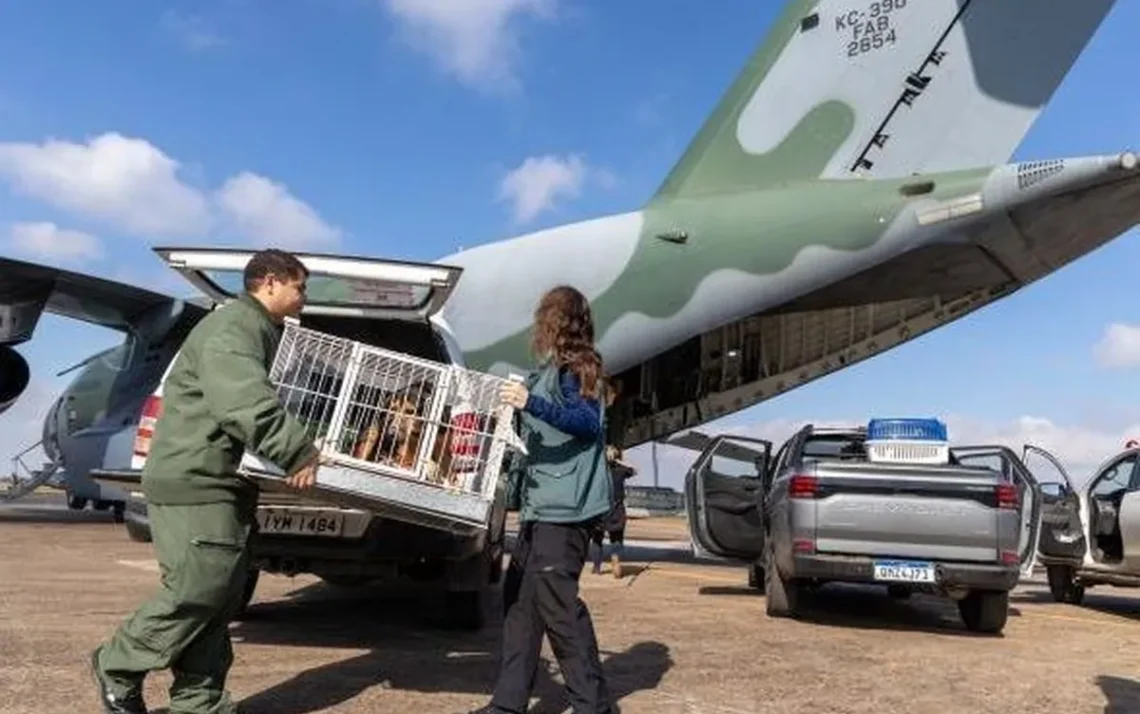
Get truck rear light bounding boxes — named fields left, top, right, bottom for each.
left=999, top=550, right=1019, bottom=565
left=792, top=538, right=815, bottom=554
left=133, top=395, right=164, bottom=458
left=788, top=474, right=818, bottom=499
left=996, top=483, right=1019, bottom=510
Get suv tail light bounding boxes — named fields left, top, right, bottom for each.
left=789, top=474, right=818, bottom=499
left=133, top=395, right=164, bottom=459
left=996, top=483, right=1019, bottom=510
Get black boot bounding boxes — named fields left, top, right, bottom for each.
left=90, top=647, right=147, bottom=714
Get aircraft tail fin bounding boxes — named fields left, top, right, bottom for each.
left=653, top=0, right=1119, bottom=201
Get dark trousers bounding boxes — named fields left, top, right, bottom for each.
left=590, top=528, right=625, bottom=572
left=491, top=520, right=612, bottom=714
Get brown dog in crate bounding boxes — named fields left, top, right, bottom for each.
left=351, top=387, right=461, bottom=489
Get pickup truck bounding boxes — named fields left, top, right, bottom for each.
left=684, top=421, right=1045, bottom=634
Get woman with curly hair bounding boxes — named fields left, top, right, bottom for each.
left=468, top=285, right=616, bottom=714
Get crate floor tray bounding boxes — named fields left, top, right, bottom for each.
left=240, top=456, right=494, bottom=535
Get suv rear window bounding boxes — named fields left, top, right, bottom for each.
left=201, top=271, right=432, bottom=309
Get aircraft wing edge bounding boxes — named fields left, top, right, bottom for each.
left=0, top=256, right=194, bottom=344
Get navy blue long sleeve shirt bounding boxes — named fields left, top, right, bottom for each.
left=523, top=369, right=603, bottom=440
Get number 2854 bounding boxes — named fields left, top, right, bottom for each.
left=848, top=28, right=898, bottom=57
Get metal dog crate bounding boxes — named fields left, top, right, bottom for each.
left=237, top=320, right=526, bottom=534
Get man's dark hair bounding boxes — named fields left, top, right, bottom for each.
left=243, top=249, right=309, bottom=292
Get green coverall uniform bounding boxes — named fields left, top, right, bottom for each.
left=93, top=292, right=319, bottom=714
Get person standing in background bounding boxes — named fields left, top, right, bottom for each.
left=593, top=444, right=635, bottom=578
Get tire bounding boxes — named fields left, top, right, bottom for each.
left=488, top=542, right=505, bottom=585
left=763, top=541, right=801, bottom=618
left=444, top=587, right=487, bottom=631
left=747, top=562, right=763, bottom=589
left=124, top=519, right=151, bottom=543
left=1046, top=565, right=1086, bottom=605
left=233, top=569, right=260, bottom=621
left=957, top=590, right=1009, bottom=634
left=111, top=502, right=126, bottom=524
left=68, top=496, right=87, bottom=510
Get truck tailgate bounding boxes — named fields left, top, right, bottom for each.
left=808, top=461, right=1009, bottom=563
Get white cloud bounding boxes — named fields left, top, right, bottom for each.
left=7, top=221, right=103, bottom=263
left=499, top=153, right=610, bottom=223
left=0, top=132, right=341, bottom=251
left=623, top=414, right=1140, bottom=493
left=1094, top=322, right=1140, bottom=368
left=160, top=10, right=228, bottom=52
left=382, top=0, right=556, bottom=92
left=215, top=172, right=342, bottom=249
left=0, top=132, right=213, bottom=238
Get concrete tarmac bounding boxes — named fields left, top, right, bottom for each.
left=4, top=493, right=1140, bottom=713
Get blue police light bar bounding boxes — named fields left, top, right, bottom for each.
left=866, top=418, right=948, bottom=442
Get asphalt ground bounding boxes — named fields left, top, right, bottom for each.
left=3, top=493, right=1140, bottom=714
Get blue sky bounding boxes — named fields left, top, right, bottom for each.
left=2, top=0, right=1140, bottom=489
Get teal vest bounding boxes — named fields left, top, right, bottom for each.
left=505, top=362, right=613, bottom=524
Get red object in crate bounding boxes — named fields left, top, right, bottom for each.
left=448, top=408, right=486, bottom=471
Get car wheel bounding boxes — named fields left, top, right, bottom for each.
left=1046, top=565, right=1085, bottom=605
left=319, top=574, right=371, bottom=588
left=747, top=562, right=763, bottom=589
left=763, top=541, right=800, bottom=618
left=957, top=590, right=1009, bottom=634
left=233, top=569, right=260, bottom=621
left=124, top=518, right=151, bottom=543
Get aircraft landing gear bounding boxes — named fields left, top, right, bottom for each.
left=111, top=501, right=125, bottom=523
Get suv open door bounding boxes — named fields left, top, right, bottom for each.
left=949, top=445, right=1044, bottom=578
left=683, top=435, right=772, bottom=564
left=153, top=247, right=463, bottom=321
left=1021, top=444, right=1086, bottom=565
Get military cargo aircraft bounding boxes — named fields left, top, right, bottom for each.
left=4, top=0, right=1140, bottom=518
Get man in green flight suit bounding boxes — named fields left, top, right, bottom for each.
left=91, top=248, right=323, bottom=714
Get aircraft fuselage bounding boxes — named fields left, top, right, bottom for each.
left=33, top=146, right=1140, bottom=505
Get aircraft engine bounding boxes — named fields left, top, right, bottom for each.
left=0, top=345, right=30, bottom=415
